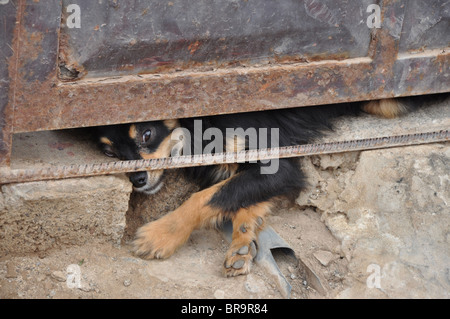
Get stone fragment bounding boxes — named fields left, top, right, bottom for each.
left=51, top=271, right=66, bottom=282
left=313, top=250, right=337, bottom=267
left=5, top=262, right=17, bottom=279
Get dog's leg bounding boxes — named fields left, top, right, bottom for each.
left=133, top=181, right=226, bottom=259
left=134, top=159, right=303, bottom=278
left=132, top=175, right=270, bottom=277
left=210, top=159, right=304, bottom=276
left=223, top=202, right=270, bottom=277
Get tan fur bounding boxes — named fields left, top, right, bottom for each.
left=362, top=98, right=408, bottom=118
left=128, top=124, right=137, bottom=139
left=223, top=164, right=239, bottom=176
left=100, top=137, right=113, bottom=146
left=223, top=202, right=270, bottom=277
left=163, top=119, right=180, bottom=130
left=139, top=135, right=174, bottom=160
left=225, top=135, right=247, bottom=152
left=212, top=164, right=239, bottom=181
left=133, top=181, right=226, bottom=259
left=138, top=134, right=177, bottom=188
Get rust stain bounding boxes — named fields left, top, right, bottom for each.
left=188, top=40, right=201, bottom=55
left=27, top=31, right=44, bottom=60
left=273, top=55, right=309, bottom=64
left=258, top=81, right=271, bottom=93
left=58, top=32, right=87, bottom=81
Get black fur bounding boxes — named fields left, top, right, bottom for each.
left=181, top=103, right=360, bottom=213
left=96, top=102, right=361, bottom=215
left=208, top=158, right=305, bottom=212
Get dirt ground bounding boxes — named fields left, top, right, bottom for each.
left=0, top=171, right=349, bottom=299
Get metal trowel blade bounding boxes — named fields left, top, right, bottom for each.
left=220, top=220, right=325, bottom=298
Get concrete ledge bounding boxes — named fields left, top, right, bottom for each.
left=0, top=175, right=132, bottom=255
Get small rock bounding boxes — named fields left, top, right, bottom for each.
left=123, top=279, right=132, bottom=287
left=6, top=262, right=17, bottom=279
left=214, top=289, right=225, bottom=299
left=51, top=271, right=66, bottom=282
left=38, top=251, right=48, bottom=259
left=313, top=250, right=337, bottom=267
left=78, top=285, right=92, bottom=292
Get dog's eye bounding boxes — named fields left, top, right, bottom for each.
left=104, top=150, right=116, bottom=158
left=142, top=129, right=152, bottom=144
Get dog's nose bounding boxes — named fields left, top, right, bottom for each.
left=130, top=172, right=148, bottom=188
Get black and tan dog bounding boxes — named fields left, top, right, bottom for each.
left=96, top=99, right=407, bottom=277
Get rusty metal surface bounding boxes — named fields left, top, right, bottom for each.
left=0, top=0, right=17, bottom=166
left=399, top=0, right=450, bottom=53
left=59, top=0, right=374, bottom=78
left=1, top=0, right=449, bottom=166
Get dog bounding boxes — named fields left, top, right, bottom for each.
left=96, top=98, right=407, bottom=277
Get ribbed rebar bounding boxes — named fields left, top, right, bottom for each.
left=0, top=130, right=448, bottom=184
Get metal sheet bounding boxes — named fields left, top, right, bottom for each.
left=0, top=0, right=17, bottom=166
left=1, top=0, right=449, bottom=166
left=399, top=0, right=450, bottom=53
left=59, top=0, right=374, bottom=78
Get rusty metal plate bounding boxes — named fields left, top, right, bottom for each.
left=1, top=0, right=450, bottom=166
left=399, top=0, right=450, bottom=53
left=58, top=0, right=374, bottom=79
left=0, top=0, right=17, bottom=166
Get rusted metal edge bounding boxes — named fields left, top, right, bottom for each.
left=1, top=130, right=448, bottom=185
left=13, top=57, right=377, bottom=133
left=0, top=0, right=21, bottom=167
left=12, top=48, right=450, bottom=134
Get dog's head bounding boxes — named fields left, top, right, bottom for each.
left=96, top=119, right=179, bottom=194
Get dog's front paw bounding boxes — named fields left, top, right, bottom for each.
left=223, top=241, right=257, bottom=277
left=132, top=218, right=190, bottom=259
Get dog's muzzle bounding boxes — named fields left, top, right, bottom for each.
left=130, top=171, right=148, bottom=188
left=129, top=171, right=164, bottom=195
